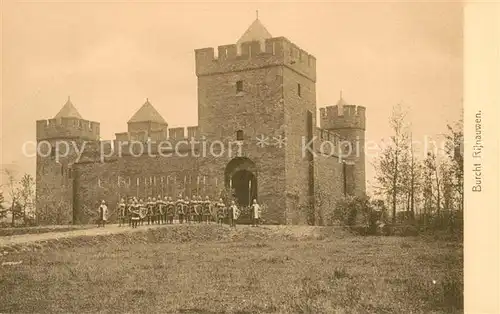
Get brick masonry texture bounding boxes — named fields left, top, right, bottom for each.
left=36, top=27, right=366, bottom=225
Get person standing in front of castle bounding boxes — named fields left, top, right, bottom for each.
left=139, top=199, right=146, bottom=226
left=98, top=200, right=108, bottom=228
left=229, top=201, right=239, bottom=228
left=130, top=198, right=140, bottom=228
left=196, top=195, right=203, bottom=223
left=216, top=198, right=225, bottom=225
left=156, top=196, right=164, bottom=225
left=176, top=194, right=184, bottom=224
left=118, top=198, right=126, bottom=227
left=251, top=199, right=261, bottom=227
left=190, top=195, right=197, bottom=223
left=147, top=197, right=154, bottom=225
left=166, top=196, right=174, bottom=224
left=127, top=197, right=135, bottom=227
left=202, top=196, right=211, bottom=223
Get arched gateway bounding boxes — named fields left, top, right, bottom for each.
left=224, top=157, right=257, bottom=206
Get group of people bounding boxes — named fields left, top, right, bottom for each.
left=98, top=195, right=262, bottom=229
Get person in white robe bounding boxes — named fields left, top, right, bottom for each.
left=251, top=199, right=261, bottom=226
left=98, top=200, right=108, bottom=228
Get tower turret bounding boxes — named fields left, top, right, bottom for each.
left=36, top=97, right=100, bottom=141
left=127, top=98, right=168, bottom=133
left=35, top=97, right=100, bottom=224
left=319, top=94, right=366, bottom=196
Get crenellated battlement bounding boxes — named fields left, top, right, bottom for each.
left=36, top=117, right=100, bottom=141
left=319, top=104, right=366, bottom=130
left=114, top=126, right=200, bottom=143
left=195, top=37, right=316, bottom=81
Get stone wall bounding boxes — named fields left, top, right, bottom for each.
left=197, top=66, right=284, bottom=141
left=36, top=139, right=82, bottom=225
left=71, top=140, right=288, bottom=224
left=283, top=67, right=316, bottom=224
left=73, top=153, right=199, bottom=224
left=313, top=154, right=346, bottom=225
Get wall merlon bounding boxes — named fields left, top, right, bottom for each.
left=195, top=47, right=215, bottom=60
left=218, top=44, right=237, bottom=60
left=115, top=132, right=129, bottom=142
left=187, top=126, right=200, bottom=139
left=150, top=129, right=168, bottom=142
left=264, top=38, right=284, bottom=55
left=168, top=127, right=185, bottom=140
left=239, top=41, right=265, bottom=58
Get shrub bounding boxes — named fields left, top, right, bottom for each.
left=334, top=196, right=366, bottom=226
left=333, top=196, right=386, bottom=235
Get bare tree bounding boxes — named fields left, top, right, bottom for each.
left=17, top=173, right=35, bottom=226
left=1, top=168, right=20, bottom=227
left=374, top=104, right=409, bottom=223
left=0, top=191, right=8, bottom=220
left=423, top=151, right=442, bottom=226
left=444, top=120, right=464, bottom=212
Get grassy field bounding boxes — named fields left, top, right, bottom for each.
left=0, top=224, right=463, bottom=313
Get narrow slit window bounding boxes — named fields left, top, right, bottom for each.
left=236, top=130, right=244, bottom=141
left=298, top=83, right=301, bottom=97
left=236, top=80, right=243, bottom=93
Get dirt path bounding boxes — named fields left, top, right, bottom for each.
left=0, top=223, right=165, bottom=247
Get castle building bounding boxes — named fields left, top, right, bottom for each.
left=35, top=18, right=366, bottom=225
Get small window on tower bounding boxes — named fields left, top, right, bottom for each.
left=236, top=130, right=244, bottom=141
left=298, top=83, right=302, bottom=97
left=236, top=80, right=243, bottom=93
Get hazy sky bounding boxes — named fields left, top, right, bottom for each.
left=1, top=1, right=463, bottom=190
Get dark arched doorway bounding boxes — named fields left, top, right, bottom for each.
left=231, top=170, right=257, bottom=206
left=224, top=157, right=258, bottom=207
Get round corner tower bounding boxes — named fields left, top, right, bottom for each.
left=319, top=95, right=366, bottom=196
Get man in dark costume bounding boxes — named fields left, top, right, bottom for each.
left=176, top=194, right=185, bottom=224
left=166, top=196, right=175, bottom=224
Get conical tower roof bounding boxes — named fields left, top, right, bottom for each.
left=54, top=97, right=83, bottom=119
left=336, top=91, right=349, bottom=107
left=128, top=99, right=167, bottom=124
left=237, top=16, right=272, bottom=44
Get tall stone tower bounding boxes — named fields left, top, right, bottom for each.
left=36, top=97, right=100, bottom=224
left=319, top=95, right=366, bottom=196
left=195, top=17, right=317, bottom=223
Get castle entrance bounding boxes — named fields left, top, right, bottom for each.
left=231, top=170, right=257, bottom=206
left=224, top=157, right=258, bottom=207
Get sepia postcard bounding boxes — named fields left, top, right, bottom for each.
left=0, top=1, right=498, bottom=313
